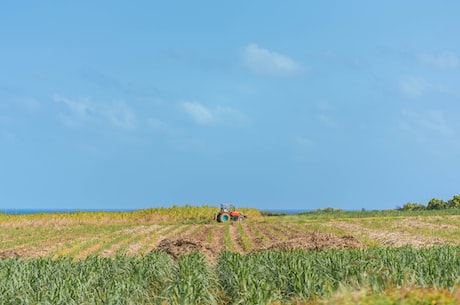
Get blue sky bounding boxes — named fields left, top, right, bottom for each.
left=1, top=1, right=460, bottom=211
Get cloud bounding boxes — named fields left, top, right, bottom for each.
left=317, top=101, right=333, bottom=111
left=418, top=52, right=459, bottom=69
left=317, top=114, right=337, bottom=128
left=242, top=44, right=302, bottom=77
left=181, top=102, right=215, bottom=125
left=54, top=95, right=97, bottom=121
left=180, top=101, right=246, bottom=126
left=399, top=77, right=428, bottom=99
left=316, top=101, right=337, bottom=128
left=54, top=95, right=136, bottom=130
left=105, top=102, right=137, bottom=130
left=399, top=76, right=448, bottom=99
left=147, top=118, right=177, bottom=134
left=399, top=110, right=456, bottom=143
left=293, top=136, right=315, bottom=150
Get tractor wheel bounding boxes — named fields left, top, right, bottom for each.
left=238, top=216, right=245, bottom=221
left=218, top=213, right=230, bottom=223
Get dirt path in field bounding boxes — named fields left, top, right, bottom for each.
left=276, top=223, right=306, bottom=236
left=398, top=217, right=457, bottom=230
left=240, top=223, right=264, bottom=251
left=254, top=223, right=283, bottom=243
left=121, top=225, right=161, bottom=255
left=323, top=221, right=448, bottom=247
left=210, top=225, right=225, bottom=252
left=100, top=229, right=151, bottom=258
left=193, top=224, right=213, bottom=243
left=228, top=223, right=244, bottom=253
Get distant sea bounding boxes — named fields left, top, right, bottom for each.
left=0, top=209, right=138, bottom=215
left=1, top=208, right=311, bottom=215
left=260, top=209, right=312, bottom=214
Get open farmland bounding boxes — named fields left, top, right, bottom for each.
left=0, top=208, right=460, bottom=304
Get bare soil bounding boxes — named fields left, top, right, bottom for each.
left=258, top=232, right=364, bottom=251
left=155, top=238, right=220, bottom=262
left=323, top=221, right=448, bottom=248
left=153, top=228, right=364, bottom=262
left=0, top=249, right=20, bottom=258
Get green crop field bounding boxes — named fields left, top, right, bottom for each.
left=1, top=207, right=460, bottom=304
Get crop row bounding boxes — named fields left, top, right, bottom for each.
left=1, top=246, right=459, bottom=304
left=1, top=222, right=297, bottom=259
left=2, top=218, right=460, bottom=260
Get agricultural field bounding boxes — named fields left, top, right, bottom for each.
left=0, top=207, right=460, bottom=304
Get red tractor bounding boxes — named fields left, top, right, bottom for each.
left=214, top=203, right=246, bottom=222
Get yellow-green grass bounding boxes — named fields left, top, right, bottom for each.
left=2, top=247, right=459, bottom=304
left=0, top=205, right=262, bottom=227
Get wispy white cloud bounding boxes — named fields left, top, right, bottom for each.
left=399, top=77, right=428, bottom=99
left=290, top=135, right=315, bottom=159
left=316, top=101, right=337, bottom=128
left=54, top=95, right=96, bottom=122
left=399, top=76, right=448, bottom=99
left=54, top=95, right=137, bottom=130
left=105, top=102, right=136, bottom=130
left=418, top=51, right=459, bottom=69
left=147, top=117, right=177, bottom=134
left=399, top=110, right=456, bottom=144
left=180, top=101, right=247, bottom=126
left=181, top=102, right=215, bottom=125
left=292, top=136, right=315, bottom=151
left=317, top=114, right=337, bottom=128
left=317, top=101, right=333, bottom=111
left=242, top=44, right=302, bottom=77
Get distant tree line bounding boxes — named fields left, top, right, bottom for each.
left=400, top=195, right=460, bottom=211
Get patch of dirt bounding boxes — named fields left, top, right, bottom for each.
left=254, top=223, right=283, bottom=243
left=399, top=218, right=457, bottom=230
left=266, top=222, right=298, bottom=240
left=324, top=221, right=448, bottom=248
left=228, top=223, right=244, bottom=253
left=241, top=224, right=265, bottom=248
left=154, top=231, right=365, bottom=262
left=193, top=225, right=213, bottom=242
left=209, top=225, right=225, bottom=253
left=155, top=238, right=221, bottom=262
left=124, top=225, right=160, bottom=256
left=0, top=249, right=21, bottom=258
left=257, top=231, right=364, bottom=251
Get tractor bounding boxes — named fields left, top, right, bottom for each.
left=214, top=203, right=246, bottom=222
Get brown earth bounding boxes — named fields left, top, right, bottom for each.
left=155, top=238, right=220, bottom=262
left=323, top=221, right=448, bottom=248
left=0, top=249, right=20, bottom=258
left=259, top=232, right=364, bottom=251
left=153, top=230, right=364, bottom=262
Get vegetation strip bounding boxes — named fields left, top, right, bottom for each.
left=1, top=247, right=459, bottom=304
